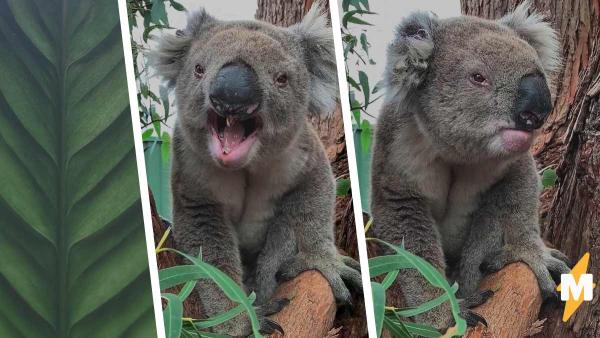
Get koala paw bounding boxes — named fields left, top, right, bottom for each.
left=480, top=244, right=571, bottom=300
left=459, top=289, right=493, bottom=327
left=256, top=298, right=290, bottom=317
left=276, top=252, right=362, bottom=306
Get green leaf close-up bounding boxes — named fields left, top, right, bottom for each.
left=0, top=0, right=156, bottom=337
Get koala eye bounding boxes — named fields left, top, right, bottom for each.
left=470, top=73, right=488, bottom=85
left=194, top=64, right=205, bottom=79
left=274, top=72, right=288, bottom=87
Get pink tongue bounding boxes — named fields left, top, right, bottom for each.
left=222, top=123, right=245, bottom=154
left=501, top=129, right=533, bottom=152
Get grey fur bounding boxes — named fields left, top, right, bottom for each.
left=372, top=3, right=569, bottom=330
left=153, top=6, right=359, bottom=336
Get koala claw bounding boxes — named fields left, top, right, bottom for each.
left=461, top=289, right=494, bottom=309
left=257, top=317, right=284, bottom=336
left=276, top=252, right=363, bottom=306
left=480, top=245, right=571, bottom=300
left=256, top=298, right=290, bottom=317
left=461, top=308, right=488, bottom=328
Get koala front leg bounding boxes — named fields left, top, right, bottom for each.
left=274, top=168, right=362, bottom=305
left=457, top=203, right=504, bottom=298
left=172, top=193, right=249, bottom=336
left=464, top=157, right=571, bottom=301
left=254, top=221, right=296, bottom=305
left=371, top=183, right=455, bottom=330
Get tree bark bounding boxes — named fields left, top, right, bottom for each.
left=461, top=1, right=600, bottom=337
left=267, top=271, right=337, bottom=338
left=464, top=263, right=543, bottom=338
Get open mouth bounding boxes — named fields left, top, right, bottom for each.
left=207, top=107, right=262, bottom=167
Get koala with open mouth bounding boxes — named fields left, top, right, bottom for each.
left=153, top=6, right=361, bottom=336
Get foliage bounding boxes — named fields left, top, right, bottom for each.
left=341, top=0, right=379, bottom=213
left=127, top=0, right=183, bottom=219
left=341, top=0, right=381, bottom=135
left=367, top=237, right=467, bottom=338
left=127, top=0, right=184, bottom=156
left=0, top=0, right=155, bottom=337
left=540, top=167, right=557, bottom=189
left=156, top=230, right=264, bottom=338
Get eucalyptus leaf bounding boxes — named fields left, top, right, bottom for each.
left=359, top=70, right=370, bottom=108
left=371, top=282, right=386, bottom=337
left=161, top=131, right=171, bottom=164
left=143, top=128, right=155, bottom=141
left=151, top=0, right=168, bottom=25
left=166, top=249, right=263, bottom=338
left=158, top=265, right=207, bottom=290
left=163, top=293, right=184, bottom=338
left=342, top=9, right=376, bottom=28
left=0, top=0, right=156, bottom=337
left=169, top=0, right=185, bottom=11
left=383, top=316, right=412, bottom=338
left=542, top=168, right=557, bottom=188
left=360, top=119, right=372, bottom=153
left=336, top=178, right=351, bottom=196
left=401, top=322, right=441, bottom=337
left=178, top=280, right=197, bottom=301
left=360, top=32, right=369, bottom=55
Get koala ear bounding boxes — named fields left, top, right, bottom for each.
left=289, top=5, right=338, bottom=115
left=499, top=0, right=560, bottom=74
left=150, top=9, right=216, bottom=86
left=385, top=11, right=438, bottom=99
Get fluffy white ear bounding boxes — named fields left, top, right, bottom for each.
left=384, top=11, right=438, bottom=100
left=499, top=0, right=561, bottom=74
left=150, top=9, right=216, bottom=86
left=289, top=5, right=338, bottom=115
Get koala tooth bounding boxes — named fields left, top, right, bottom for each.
left=156, top=6, right=347, bottom=334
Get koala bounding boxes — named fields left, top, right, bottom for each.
left=371, top=2, right=571, bottom=330
left=152, top=6, right=361, bottom=336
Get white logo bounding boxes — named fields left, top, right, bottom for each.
left=560, top=274, right=594, bottom=301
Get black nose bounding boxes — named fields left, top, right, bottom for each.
left=209, top=62, right=261, bottom=116
left=513, top=73, right=552, bottom=131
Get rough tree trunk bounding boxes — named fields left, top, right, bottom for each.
left=461, top=0, right=600, bottom=337
left=255, top=1, right=366, bottom=337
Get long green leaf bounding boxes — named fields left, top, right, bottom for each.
left=179, top=280, right=197, bottom=301
left=383, top=316, right=411, bottom=338
left=163, top=293, right=183, bottom=338
left=167, top=249, right=263, bottom=338
left=369, top=255, right=411, bottom=277
left=159, top=265, right=207, bottom=290
left=371, top=282, right=386, bottom=337
left=399, top=321, right=441, bottom=338
left=394, top=283, right=458, bottom=318
left=374, top=240, right=467, bottom=336
left=192, top=293, right=256, bottom=329
left=0, top=1, right=156, bottom=337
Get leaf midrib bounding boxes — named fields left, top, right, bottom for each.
left=57, top=0, right=68, bottom=336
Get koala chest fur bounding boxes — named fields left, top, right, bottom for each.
left=430, top=162, right=506, bottom=260
left=391, top=128, right=507, bottom=260
left=205, top=151, right=305, bottom=257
